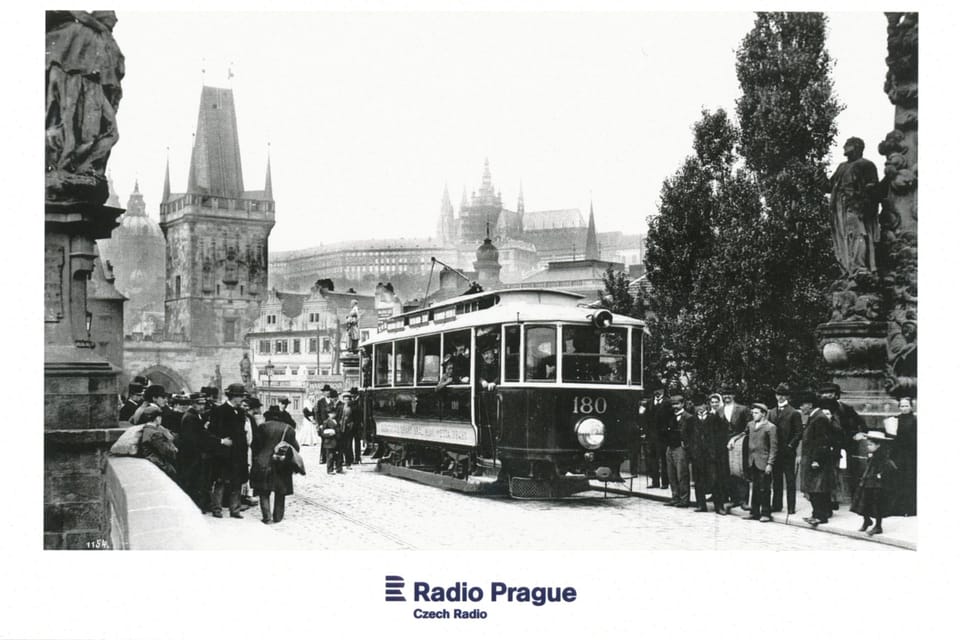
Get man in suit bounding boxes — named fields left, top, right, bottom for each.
left=743, top=403, right=778, bottom=522
left=176, top=392, right=220, bottom=512
left=663, top=395, right=693, bottom=507
left=118, top=382, right=144, bottom=422
left=718, top=386, right=751, bottom=510
left=769, top=383, right=804, bottom=514
left=818, top=382, right=867, bottom=505
left=208, top=383, right=249, bottom=518
left=641, top=380, right=671, bottom=489
left=688, top=393, right=729, bottom=514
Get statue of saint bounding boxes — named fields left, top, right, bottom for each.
left=345, top=299, right=360, bottom=352
left=826, top=137, right=881, bottom=274
left=239, top=353, right=252, bottom=386
left=46, top=11, right=125, bottom=206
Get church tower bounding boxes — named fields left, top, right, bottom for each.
left=159, top=85, right=275, bottom=347
left=436, top=183, right=455, bottom=245
left=584, top=200, right=600, bottom=260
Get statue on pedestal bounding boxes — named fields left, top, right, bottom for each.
left=240, top=353, right=252, bottom=386
left=827, top=137, right=881, bottom=276
left=46, top=10, right=125, bottom=207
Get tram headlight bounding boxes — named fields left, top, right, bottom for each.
left=575, top=417, right=605, bottom=450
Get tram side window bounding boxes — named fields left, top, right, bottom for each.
left=444, top=329, right=471, bottom=384
left=395, top=339, right=415, bottom=385
left=374, top=344, right=392, bottom=387
left=477, top=325, right=501, bottom=388
left=631, top=327, right=644, bottom=385
left=525, top=325, right=557, bottom=382
left=504, top=325, right=520, bottom=382
left=562, top=325, right=627, bottom=384
left=417, top=334, right=441, bottom=385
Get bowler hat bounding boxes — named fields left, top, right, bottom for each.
left=818, top=382, right=842, bottom=395
left=144, top=384, right=167, bottom=401
left=774, top=382, right=791, bottom=396
left=225, top=383, right=246, bottom=398
left=321, top=384, right=332, bottom=392
left=279, top=396, right=290, bottom=405
left=244, top=397, right=262, bottom=410
left=349, top=387, right=359, bottom=396
left=751, top=402, right=769, bottom=413
left=127, top=383, right=144, bottom=395
left=132, top=375, right=150, bottom=387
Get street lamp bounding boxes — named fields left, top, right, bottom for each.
left=265, top=359, right=275, bottom=404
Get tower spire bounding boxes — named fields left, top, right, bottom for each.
left=162, top=148, right=171, bottom=202
left=585, top=198, right=599, bottom=260
left=264, top=142, right=273, bottom=200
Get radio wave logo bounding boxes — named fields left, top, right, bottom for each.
left=385, top=575, right=406, bottom=601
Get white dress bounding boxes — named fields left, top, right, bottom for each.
left=297, top=416, right=319, bottom=447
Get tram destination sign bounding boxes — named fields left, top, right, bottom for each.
left=376, top=419, right=476, bottom=447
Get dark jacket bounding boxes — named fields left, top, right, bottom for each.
left=769, top=403, right=803, bottom=458
left=891, top=413, right=917, bottom=516
left=851, top=445, right=899, bottom=518
left=688, top=411, right=727, bottom=493
left=119, top=399, right=139, bottom=422
left=208, top=401, right=249, bottom=484
left=250, top=420, right=301, bottom=496
left=800, top=409, right=838, bottom=494
left=662, top=410, right=691, bottom=449
left=718, top=402, right=750, bottom=436
left=746, top=419, right=778, bottom=471
left=643, top=397, right=673, bottom=442
left=277, top=408, right=297, bottom=428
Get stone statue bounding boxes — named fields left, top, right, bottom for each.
left=46, top=11, right=125, bottom=207
left=239, top=352, right=252, bottom=386
left=345, top=299, right=360, bottom=352
left=827, top=137, right=881, bottom=275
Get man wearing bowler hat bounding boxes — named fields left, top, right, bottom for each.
left=208, top=383, right=249, bottom=518
left=769, top=383, right=804, bottom=514
left=119, top=381, right=144, bottom=422
left=743, top=402, right=778, bottom=522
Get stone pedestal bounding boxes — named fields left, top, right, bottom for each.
left=45, top=204, right=124, bottom=549
left=818, top=321, right=899, bottom=429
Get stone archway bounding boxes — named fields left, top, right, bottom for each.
left=137, top=364, right=191, bottom=394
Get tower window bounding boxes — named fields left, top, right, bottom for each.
left=175, top=276, right=181, bottom=297
left=223, top=319, right=237, bottom=343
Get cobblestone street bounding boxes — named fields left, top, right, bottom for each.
left=233, top=447, right=902, bottom=551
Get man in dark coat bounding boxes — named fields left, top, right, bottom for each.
left=208, top=383, right=249, bottom=518
left=801, top=398, right=840, bottom=526
left=276, top=397, right=297, bottom=428
left=119, top=382, right=144, bottom=422
left=250, top=407, right=301, bottom=524
left=818, top=382, right=867, bottom=504
left=769, top=383, right=804, bottom=514
left=718, top=386, right=751, bottom=510
left=641, top=380, right=671, bottom=489
left=743, top=403, right=777, bottom=522
left=176, top=393, right=220, bottom=512
left=138, top=405, right=179, bottom=480
left=663, top=395, right=692, bottom=508
left=688, top=394, right=728, bottom=514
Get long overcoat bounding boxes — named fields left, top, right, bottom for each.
left=250, top=419, right=301, bottom=496
left=208, top=401, right=249, bottom=484
left=800, top=409, right=837, bottom=494
left=891, top=413, right=917, bottom=516
left=687, top=412, right=728, bottom=494
left=851, top=446, right=898, bottom=518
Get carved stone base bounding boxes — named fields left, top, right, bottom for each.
left=45, top=345, right=120, bottom=430
left=818, top=321, right=898, bottom=428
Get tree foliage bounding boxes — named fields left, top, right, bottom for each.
left=644, top=12, right=841, bottom=400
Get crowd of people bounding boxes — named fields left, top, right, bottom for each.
left=119, top=377, right=323, bottom=526
left=635, top=380, right=917, bottom=535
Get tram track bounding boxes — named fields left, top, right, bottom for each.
left=292, top=491, right=418, bottom=550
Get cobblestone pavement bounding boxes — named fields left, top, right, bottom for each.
left=262, top=447, right=900, bottom=551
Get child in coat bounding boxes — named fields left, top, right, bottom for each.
left=851, top=430, right=898, bottom=535
left=320, top=416, right=342, bottom=474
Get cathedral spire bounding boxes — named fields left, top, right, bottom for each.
left=264, top=143, right=273, bottom=200
left=585, top=199, right=600, bottom=260
left=162, top=147, right=171, bottom=203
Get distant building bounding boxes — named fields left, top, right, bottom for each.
left=123, top=84, right=275, bottom=393
left=245, top=281, right=383, bottom=412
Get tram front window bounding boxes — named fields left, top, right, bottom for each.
left=395, top=339, right=414, bottom=385
left=525, top=325, right=557, bottom=382
left=562, top=325, right=627, bottom=384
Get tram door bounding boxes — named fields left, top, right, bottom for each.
left=475, top=325, right=501, bottom=458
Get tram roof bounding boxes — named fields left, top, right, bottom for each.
left=364, top=287, right=646, bottom=343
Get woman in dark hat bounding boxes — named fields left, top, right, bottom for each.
left=851, top=430, right=898, bottom=535
left=890, top=396, right=917, bottom=516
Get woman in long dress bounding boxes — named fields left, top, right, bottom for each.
left=297, top=397, right=319, bottom=447
left=891, top=396, right=917, bottom=516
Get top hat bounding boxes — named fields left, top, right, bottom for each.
left=127, top=382, right=145, bottom=395
left=774, top=382, right=791, bottom=396
left=751, top=402, right=769, bottom=413
left=225, top=383, right=247, bottom=398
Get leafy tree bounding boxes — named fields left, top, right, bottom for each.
left=644, top=12, right=840, bottom=399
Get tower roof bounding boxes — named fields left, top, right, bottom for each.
left=585, top=200, right=599, bottom=260
left=187, top=85, right=245, bottom=198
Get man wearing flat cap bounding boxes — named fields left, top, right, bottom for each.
left=769, top=383, right=804, bottom=514
left=744, top=403, right=777, bottom=521
left=208, top=383, right=249, bottom=518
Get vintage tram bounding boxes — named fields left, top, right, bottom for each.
left=359, top=288, right=646, bottom=498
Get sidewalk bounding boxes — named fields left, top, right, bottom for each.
left=593, top=476, right=917, bottom=550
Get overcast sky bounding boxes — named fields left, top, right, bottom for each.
left=104, top=9, right=892, bottom=251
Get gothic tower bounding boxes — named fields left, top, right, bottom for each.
left=159, top=85, right=275, bottom=347
left=437, top=183, right=455, bottom=245
left=584, top=200, right=600, bottom=260
left=458, top=158, right=503, bottom=244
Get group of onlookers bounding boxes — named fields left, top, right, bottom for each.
left=637, top=380, right=917, bottom=535
left=119, top=378, right=304, bottom=526
left=302, top=384, right=365, bottom=474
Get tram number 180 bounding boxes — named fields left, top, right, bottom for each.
left=572, top=396, right=607, bottom=414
